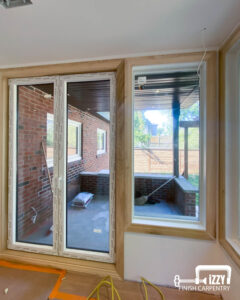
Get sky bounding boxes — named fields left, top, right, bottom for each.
left=144, top=110, right=171, bottom=129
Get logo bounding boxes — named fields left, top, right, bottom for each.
left=174, top=265, right=231, bottom=292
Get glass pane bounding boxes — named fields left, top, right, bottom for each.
left=66, top=80, right=111, bottom=253
left=68, top=124, right=78, bottom=156
left=97, top=132, right=102, bottom=150
left=16, top=84, right=54, bottom=245
left=133, top=70, right=200, bottom=221
left=97, top=130, right=105, bottom=151
left=47, top=113, right=54, bottom=161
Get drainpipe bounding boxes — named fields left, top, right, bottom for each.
left=172, top=92, right=180, bottom=178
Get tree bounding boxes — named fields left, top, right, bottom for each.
left=180, top=101, right=199, bottom=121
left=134, top=111, right=151, bottom=147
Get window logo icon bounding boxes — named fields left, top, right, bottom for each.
left=174, top=265, right=231, bottom=292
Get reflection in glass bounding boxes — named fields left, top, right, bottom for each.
left=16, top=84, right=54, bottom=245
left=66, top=80, right=111, bottom=253
left=133, top=71, right=200, bottom=221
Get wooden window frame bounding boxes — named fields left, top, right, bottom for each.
left=0, top=59, right=125, bottom=278
left=125, top=52, right=217, bottom=240
left=219, top=25, right=240, bottom=268
left=58, top=72, right=116, bottom=263
left=8, top=72, right=116, bottom=263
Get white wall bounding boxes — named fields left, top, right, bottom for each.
left=124, top=233, right=240, bottom=300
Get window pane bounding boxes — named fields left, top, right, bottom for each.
left=97, top=132, right=103, bottom=150
left=66, top=80, right=110, bottom=253
left=47, top=114, right=54, bottom=160
left=16, top=84, right=54, bottom=245
left=133, top=70, right=200, bottom=221
left=68, top=124, right=78, bottom=156
left=97, top=129, right=106, bottom=152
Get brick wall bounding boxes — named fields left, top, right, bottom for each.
left=66, top=104, right=109, bottom=201
left=174, top=184, right=196, bottom=217
left=135, top=176, right=196, bottom=216
left=17, top=86, right=109, bottom=239
left=17, top=86, right=54, bottom=240
left=135, top=176, right=174, bottom=202
left=79, top=173, right=196, bottom=217
left=80, top=174, right=110, bottom=196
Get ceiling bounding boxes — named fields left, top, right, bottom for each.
left=32, top=81, right=111, bottom=122
left=33, top=71, right=198, bottom=115
left=134, top=71, right=199, bottom=110
left=0, top=0, right=239, bottom=68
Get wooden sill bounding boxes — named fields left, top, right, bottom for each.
left=126, top=223, right=214, bottom=240
left=0, top=249, right=121, bottom=279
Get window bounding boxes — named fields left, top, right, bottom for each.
left=132, top=62, right=207, bottom=230
left=97, top=128, right=106, bottom=155
left=67, top=119, right=82, bottom=163
left=8, top=73, right=116, bottom=263
left=125, top=54, right=217, bottom=239
left=47, top=113, right=54, bottom=167
left=47, top=114, right=82, bottom=166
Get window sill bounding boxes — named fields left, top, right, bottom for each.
left=47, top=156, right=82, bottom=167
left=97, top=151, right=106, bottom=156
left=132, top=216, right=204, bottom=230
left=0, top=249, right=121, bottom=278
left=127, top=222, right=213, bottom=240
left=67, top=156, right=82, bottom=163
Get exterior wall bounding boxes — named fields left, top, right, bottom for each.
left=135, top=176, right=174, bottom=202
left=67, top=104, right=109, bottom=201
left=174, top=184, right=196, bottom=216
left=81, top=174, right=110, bottom=196
left=80, top=173, right=196, bottom=217
left=68, top=105, right=109, bottom=173
left=17, top=86, right=54, bottom=240
left=17, top=86, right=109, bottom=238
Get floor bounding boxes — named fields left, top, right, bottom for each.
left=23, top=196, right=184, bottom=251
left=66, top=195, right=109, bottom=252
left=0, top=265, right=59, bottom=300
left=134, top=200, right=182, bottom=218
left=23, top=195, right=110, bottom=252
left=57, top=272, right=223, bottom=300
left=0, top=261, right=223, bottom=300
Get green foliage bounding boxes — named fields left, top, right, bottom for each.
left=134, top=111, right=151, bottom=147
left=180, top=101, right=199, bottom=121
left=179, top=127, right=199, bottom=150
left=47, top=120, right=54, bottom=147
left=179, top=101, right=200, bottom=150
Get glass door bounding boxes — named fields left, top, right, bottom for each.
left=59, top=73, right=116, bottom=263
left=8, top=73, right=116, bottom=263
left=8, top=77, right=59, bottom=255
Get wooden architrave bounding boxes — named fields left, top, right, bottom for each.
left=219, top=25, right=240, bottom=268
left=0, top=59, right=125, bottom=278
left=125, top=52, right=217, bottom=240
